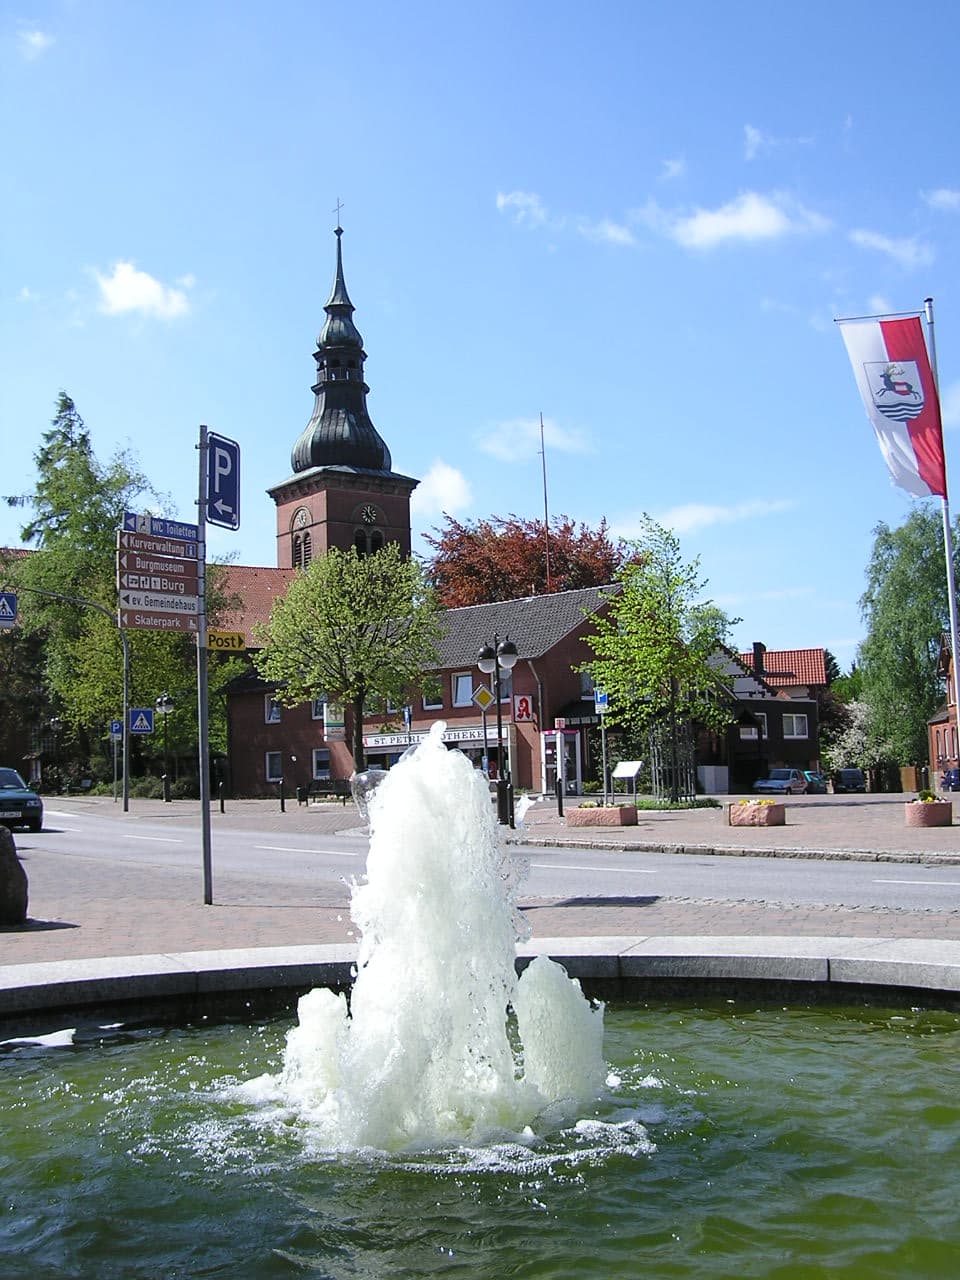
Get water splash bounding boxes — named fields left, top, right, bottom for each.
left=248, top=722, right=605, bottom=1151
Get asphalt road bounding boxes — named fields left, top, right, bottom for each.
left=25, top=799, right=960, bottom=914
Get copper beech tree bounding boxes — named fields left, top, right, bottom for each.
left=423, top=513, right=631, bottom=607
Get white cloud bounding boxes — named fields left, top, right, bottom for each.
left=477, top=415, right=591, bottom=463
left=660, top=156, right=686, bottom=181
left=744, top=124, right=767, bottom=160
left=18, top=28, right=53, bottom=60
left=848, top=228, right=934, bottom=269
left=867, top=293, right=895, bottom=315
left=922, top=188, right=960, bottom=211
left=640, top=192, right=829, bottom=250
left=496, top=190, right=549, bottom=229
left=410, top=460, right=473, bottom=518
left=577, top=217, right=636, bottom=247
left=940, top=381, right=960, bottom=429
left=94, top=261, right=192, bottom=319
left=643, top=498, right=796, bottom=537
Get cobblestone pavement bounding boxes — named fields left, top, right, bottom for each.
left=3, top=792, right=960, bottom=966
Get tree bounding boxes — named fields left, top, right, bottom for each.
left=423, top=513, right=630, bottom=606
left=858, top=507, right=956, bottom=765
left=580, top=515, right=737, bottom=800
left=253, top=544, right=443, bottom=769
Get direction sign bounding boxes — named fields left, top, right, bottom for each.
left=206, top=432, right=240, bottom=530
left=129, top=707, right=154, bottom=734
left=123, top=512, right=198, bottom=541
left=207, top=630, right=246, bottom=651
left=119, top=608, right=199, bottom=633
left=117, top=530, right=199, bottom=560
left=120, top=570, right=199, bottom=595
left=0, top=591, right=16, bottom=629
left=117, top=550, right=199, bottom=584
left=119, top=589, right=198, bottom=615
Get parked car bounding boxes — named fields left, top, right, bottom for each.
left=753, top=768, right=808, bottom=796
left=942, top=768, right=960, bottom=792
left=0, top=767, right=43, bottom=832
left=803, top=770, right=829, bottom=794
left=834, top=767, right=867, bottom=794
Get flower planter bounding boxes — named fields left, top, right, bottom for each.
left=728, top=802, right=785, bottom=828
left=904, top=800, right=953, bottom=828
left=565, top=805, right=638, bottom=828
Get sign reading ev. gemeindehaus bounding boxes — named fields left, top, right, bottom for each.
left=129, top=707, right=154, bottom=734
left=206, top=433, right=240, bottom=530
left=0, top=592, right=16, bottom=628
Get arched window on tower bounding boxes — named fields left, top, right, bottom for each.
left=370, top=530, right=383, bottom=552
left=354, top=529, right=368, bottom=555
left=293, top=533, right=304, bottom=569
left=302, top=531, right=312, bottom=566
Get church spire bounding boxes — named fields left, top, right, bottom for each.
left=290, top=225, right=392, bottom=474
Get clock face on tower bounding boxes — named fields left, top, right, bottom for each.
left=361, top=504, right=379, bottom=525
left=293, top=507, right=310, bottom=529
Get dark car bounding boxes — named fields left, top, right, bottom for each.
left=834, top=767, right=867, bottom=794
left=0, top=768, right=44, bottom=832
left=942, top=768, right=960, bottom=792
left=803, top=770, right=829, bottom=794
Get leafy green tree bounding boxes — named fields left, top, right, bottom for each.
left=858, top=507, right=957, bottom=764
left=580, top=515, right=737, bottom=800
left=253, top=543, right=443, bottom=769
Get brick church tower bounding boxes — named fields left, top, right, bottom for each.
left=268, top=226, right=418, bottom=568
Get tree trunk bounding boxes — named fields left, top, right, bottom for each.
left=352, top=691, right=366, bottom=772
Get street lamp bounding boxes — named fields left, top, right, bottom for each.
left=48, top=717, right=62, bottom=793
left=155, top=693, right=174, bottom=802
left=477, top=635, right=518, bottom=824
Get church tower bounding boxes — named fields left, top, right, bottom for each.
left=268, top=226, right=418, bottom=569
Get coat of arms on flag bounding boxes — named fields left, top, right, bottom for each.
left=865, top=361, right=925, bottom=422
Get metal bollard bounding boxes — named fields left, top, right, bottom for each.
left=219, top=780, right=225, bottom=814
left=555, top=776, right=564, bottom=817
left=279, top=780, right=286, bottom=813
left=508, top=782, right=515, bottom=829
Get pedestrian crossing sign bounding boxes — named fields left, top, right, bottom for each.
left=129, top=707, right=154, bottom=734
left=0, top=591, right=16, bottom=628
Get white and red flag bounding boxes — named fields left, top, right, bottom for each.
left=840, top=315, right=946, bottom=499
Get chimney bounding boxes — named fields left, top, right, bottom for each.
left=752, top=642, right=766, bottom=676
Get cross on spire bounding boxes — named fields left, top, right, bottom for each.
left=333, top=197, right=344, bottom=233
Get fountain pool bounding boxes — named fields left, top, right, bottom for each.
left=3, top=999, right=960, bottom=1278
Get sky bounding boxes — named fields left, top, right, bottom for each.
left=3, top=0, right=960, bottom=671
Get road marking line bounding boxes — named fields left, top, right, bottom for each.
left=530, top=862, right=656, bottom=874
left=254, top=845, right=358, bottom=857
left=874, top=877, right=960, bottom=887
left=122, top=834, right=183, bottom=844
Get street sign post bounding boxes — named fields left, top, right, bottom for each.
left=129, top=707, right=154, bottom=734
left=206, top=433, right=241, bottom=530
left=0, top=591, right=16, bottom=629
left=594, top=689, right=609, bottom=803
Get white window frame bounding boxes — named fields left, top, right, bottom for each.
left=311, top=697, right=327, bottom=720
left=265, top=751, right=283, bottom=783
left=754, top=712, right=768, bottom=739
left=422, top=685, right=443, bottom=711
left=452, top=672, right=474, bottom=708
left=264, top=696, right=281, bottom=724
left=783, top=713, right=808, bottom=739
left=499, top=670, right=513, bottom=703
left=312, top=748, right=331, bottom=780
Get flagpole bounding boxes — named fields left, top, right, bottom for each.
left=923, top=296, right=960, bottom=763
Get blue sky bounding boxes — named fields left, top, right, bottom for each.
left=3, top=1, right=960, bottom=671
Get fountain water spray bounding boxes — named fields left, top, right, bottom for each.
left=249, top=721, right=605, bottom=1151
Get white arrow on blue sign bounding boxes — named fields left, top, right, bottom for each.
left=206, top=432, right=240, bottom=530
left=129, top=707, right=154, bottom=734
left=0, top=591, right=16, bottom=628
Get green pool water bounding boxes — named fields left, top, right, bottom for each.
left=3, top=998, right=960, bottom=1279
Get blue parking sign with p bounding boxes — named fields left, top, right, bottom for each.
left=110, top=719, right=123, bottom=738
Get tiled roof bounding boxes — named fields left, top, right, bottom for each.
left=218, top=564, right=295, bottom=640
left=738, top=647, right=828, bottom=687
left=436, top=585, right=619, bottom=667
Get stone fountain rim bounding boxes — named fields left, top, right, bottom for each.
left=4, top=936, right=960, bottom=1020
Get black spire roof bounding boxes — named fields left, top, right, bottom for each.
left=290, top=227, right=393, bottom=474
